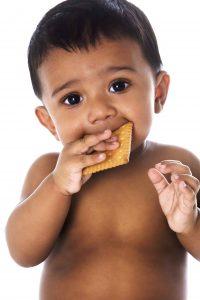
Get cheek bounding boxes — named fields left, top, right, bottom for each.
left=56, top=118, right=84, bottom=145
left=49, top=104, right=86, bottom=145
left=130, top=106, right=153, bottom=136
left=124, top=95, right=153, bottom=122
left=122, top=90, right=154, bottom=139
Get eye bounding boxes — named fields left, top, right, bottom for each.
left=61, top=93, right=83, bottom=106
left=109, top=79, right=131, bottom=93
left=61, top=79, right=131, bottom=106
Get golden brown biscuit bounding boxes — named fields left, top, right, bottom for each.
left=82, top=122, right=133, bottom=175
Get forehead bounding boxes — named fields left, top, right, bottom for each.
left=38, top=38, right=152, bottom=97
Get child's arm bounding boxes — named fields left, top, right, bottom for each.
left=148, top=149, right=200, bottom=261
left=6, top=129, right=117, bottom=267
left=6, top=153, right=72, bottom=267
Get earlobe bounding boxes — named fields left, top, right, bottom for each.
left=154, top=71, right=170, bottom=114
left=155, top=99, right=163, bottom=114
left=35, top=106, right=59, bottom=141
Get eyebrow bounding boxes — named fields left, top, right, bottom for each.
left=51, top=65, right=137, bottom=97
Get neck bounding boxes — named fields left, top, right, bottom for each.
left=129, top=140, right=148, bottom=161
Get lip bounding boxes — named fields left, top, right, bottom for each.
left=92, top=121, right=134, bottom=136
left=111, top=121, right=133, bottom=133
left=116, top=121, right=133, bottom=133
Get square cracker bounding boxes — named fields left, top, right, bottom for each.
left=82, top=122, right=133, bottom=175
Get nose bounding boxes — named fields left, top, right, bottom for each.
left=88, top=96, right=117, bottom=125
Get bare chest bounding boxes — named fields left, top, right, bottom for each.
left=40, top=145, right=187, bottom=300
left=41, top=162, right=186, bottom=300
left=58, top=164, right=181, bottom=253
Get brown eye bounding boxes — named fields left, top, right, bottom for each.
left=62, top=93, right=83, bottom=106
left=109, top=80, right=130, bottom=93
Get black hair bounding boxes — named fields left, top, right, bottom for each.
left=27, top=0, right=163, bottom=101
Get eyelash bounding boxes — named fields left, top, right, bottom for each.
left=60, top=78, right=132, bottom=107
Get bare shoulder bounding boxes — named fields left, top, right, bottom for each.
left=147, top=140, right=200, bottom=180
left=19, top=152, right=59, bottom=202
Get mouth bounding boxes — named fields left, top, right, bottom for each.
left=112, top=121, right=134, bottom=137
left=89, top=122, right=134, bottom=139
left=111, top=121, right=134, bottom=134
left=110, top=121, right=134, bottom=147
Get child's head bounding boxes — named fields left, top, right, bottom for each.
left=28, top=0, right=170, bottom=150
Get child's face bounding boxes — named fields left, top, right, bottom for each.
left=36, top=37, right=169, bottom=152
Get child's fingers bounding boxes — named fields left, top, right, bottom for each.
left=69, top=129, right=113, bottom=155
left=171, top=174, right=200, bottom=194
left=177, top=182, right=196, bottom=210
left=92, top=140, right=120, bottom=152
left=155, top=161, right=192, bottom=175
left=85, top=135, right=119, bottom=154
left=106, top=135, right=118, bottom=142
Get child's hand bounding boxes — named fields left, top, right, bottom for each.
left=148, top=160, right=200, bottom=234
left=51, top=129, right=119, bottom=196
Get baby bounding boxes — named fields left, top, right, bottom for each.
left=6, top=0, right=200, bottom=299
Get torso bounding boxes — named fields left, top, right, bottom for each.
left=40, top=141, right=187, bottom=300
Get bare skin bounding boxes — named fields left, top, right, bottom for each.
left=39, top=141, right=192, bottom=300
left=6, top=37, right=200, bottom=299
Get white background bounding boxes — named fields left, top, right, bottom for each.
left=0, top=0, right=199, bottom=299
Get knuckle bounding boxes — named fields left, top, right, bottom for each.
left=79, top=137, right=89, bottom=153
left=92, top=152, right=99, bottom=160
left=82, top=134, right=96, bottom=146
left=84, top=153, right=96, bottom=164
left=186, top=166, right=190, bottom=172
left=79, top=154, right=87, bottom=164
left=196, top=178, right=200, bottom=186
left=182, top=164, right=190, bottom=172
left=95, top=141, right=105, bottom=148
left=82, top=135, right=88, bottom=145
left=95, top=133, right=103, bottom=142
left=80, top=132, right=107, bottom=154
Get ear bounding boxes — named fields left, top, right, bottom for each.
left=35, top=106, right=59, bottom=141
left=154, top=71, right=170, bottom=114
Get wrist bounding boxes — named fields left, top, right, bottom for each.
left=48, top=172, right=72, bottom=198
left=178, top=208, right=199, bottom=236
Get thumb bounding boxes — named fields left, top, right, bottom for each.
left=82, top=173, right=92, bottom=185
left=147, top=168, right=169, bottom=195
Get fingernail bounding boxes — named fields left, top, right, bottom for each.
left=173, top=174, right=179, bottom=179
left=180, top=181, right=187, bottom=188
left=98, top=153, right=106, bottom=159
left=110, top=136, right=117, bottom=141
left=103, top=129, right=110, bottom=134
left=160, top=164, right=166, bottom=170
left=111, top=141, right=119, bottom=146
left=155, top=163, right=162, bottom=168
